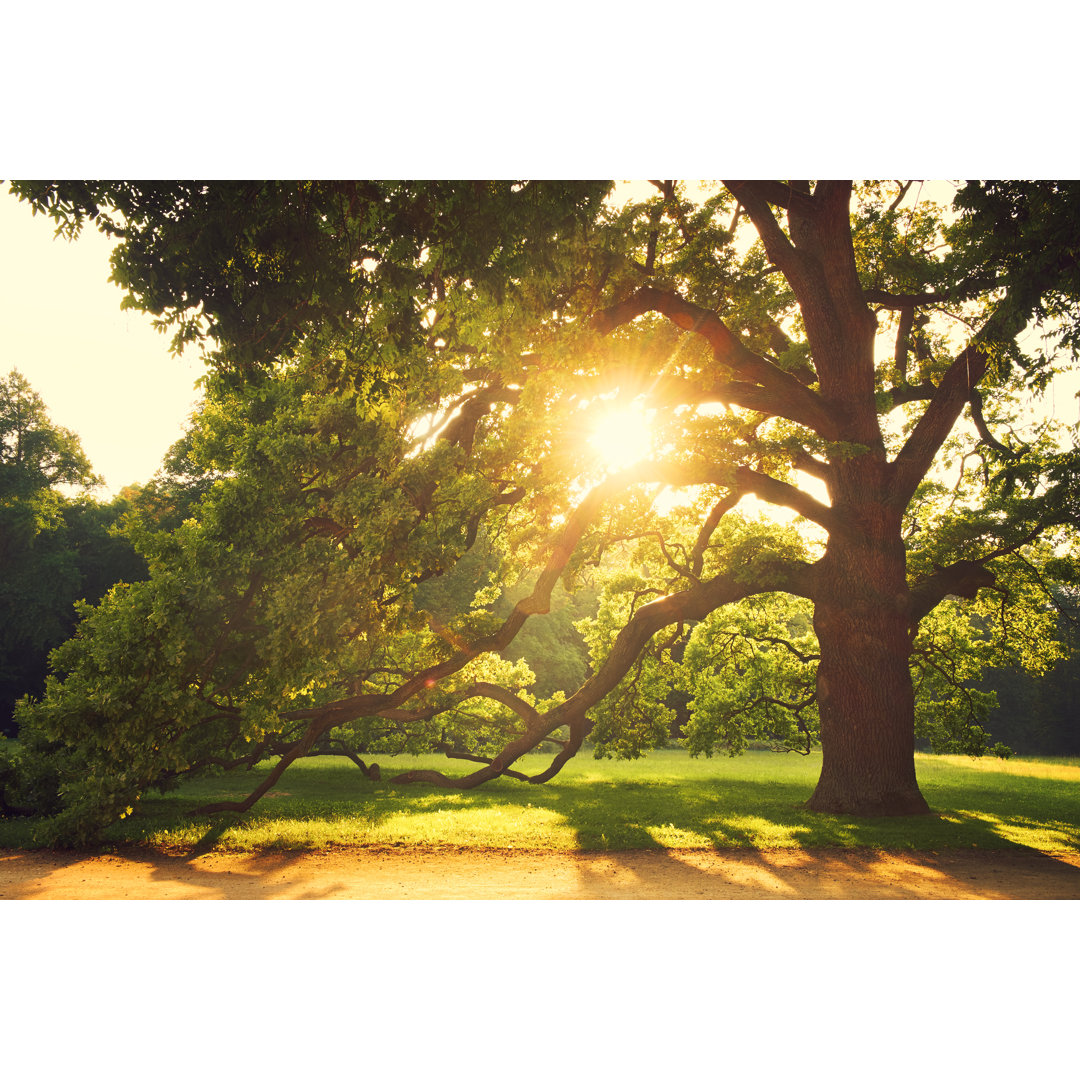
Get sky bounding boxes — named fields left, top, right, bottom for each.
left=0, top=184, right=204, bottom=497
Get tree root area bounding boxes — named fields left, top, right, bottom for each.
left=3, top=846, right=1079, bottom=899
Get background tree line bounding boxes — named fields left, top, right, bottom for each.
left=0, top=370, right=146, bottom=736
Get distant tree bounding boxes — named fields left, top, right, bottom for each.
left=0, top=370, right=145, bottom=735
left=979, top=586, right=1080, bottom=756
left=0, top=369, right=95, bottom=497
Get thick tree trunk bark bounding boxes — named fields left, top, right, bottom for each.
left=806, top=523, right=931, bottom=816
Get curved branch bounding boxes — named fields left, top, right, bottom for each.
left=544, top=557, right=818, bottom=729
left=193, top=720, right=324, bottom=814
left=968, top=389, right=1019, bottom=459
left=643, top=459, right=839, bottom=534
left=591, top=285, right=839, bottom=439
left=690, top=491, right=741, bottom=576
left=729, top=466, right=839, bottom=534
left=744, top=635, right=820, bottom=663
left=792, top=448, right=830, bottom=482
left=311, top=742, right=382, bottom=778
left=889, top=340, right=990, bottom=509
left=388, top=556, right=819, bottom=791
left=435, top=385, right=521, bottom=457
left=886, top=181, right=914, bottom=216
left=908, top=560, right=998, bottom=625
left=885, top=381, right=937, bottom=410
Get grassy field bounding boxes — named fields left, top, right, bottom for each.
left=3, top=748, right=1077, bottom=854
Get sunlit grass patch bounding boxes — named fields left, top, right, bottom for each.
left=643, top=822, right=711, bottom=847
left=101, top=750, right=1080, bottom=854
left=3, top=748, right=1078, bottom=854
left=916, top=753, right=1080, bottom=782
left=939, top=809, right=1080, bottom=852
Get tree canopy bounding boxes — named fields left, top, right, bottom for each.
left=5, top=180, right=1080, bottom=844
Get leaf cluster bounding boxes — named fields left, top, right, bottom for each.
left=9, top=181, right=611, bottom=385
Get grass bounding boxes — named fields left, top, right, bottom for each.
left=4, top=748, right=1076, bottom=855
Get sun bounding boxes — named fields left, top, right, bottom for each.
left=586, top=398, right=655, bottom=473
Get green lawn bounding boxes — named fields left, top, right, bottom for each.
left=4, top=748, right=1076, bottom=854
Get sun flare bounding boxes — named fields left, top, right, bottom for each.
left=587, top=399, right=655, bottom=473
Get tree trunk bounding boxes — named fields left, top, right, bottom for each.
left=807, top=523, right=931, bottom=816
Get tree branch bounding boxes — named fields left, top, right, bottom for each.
left=968, top=389, right=1018, bottom=459
left=864, top=288, right=953, bottom=309
left=889, top=341, right=990, bottom=509
left=389, top=557, right=819, bottom=791
left=729, top=181, right=816, bottom=213
left=791, top=448, right=830, bottom=482
left=885, top=381, right=938, bottom=409
left=888, top=292, right=1032, bottom=511
left=591, top=285, right=839, bottom=439
left=193, top=720, right=324, bottom=814
left=886, top=181, right=913, bottom=217
left=908, top=560, right=998, bottom=625
left=690, top=491, right=741, bottom=576
left=893, top=304, right=915, bottom=384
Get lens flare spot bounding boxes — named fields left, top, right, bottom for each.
left=587, top=399, right=654, bottom=472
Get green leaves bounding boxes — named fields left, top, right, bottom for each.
left=9, top=181, right=611, bottom=387
left=677, top=592, right=818, bottom=757
left=0, top=370, right=98, bottom=501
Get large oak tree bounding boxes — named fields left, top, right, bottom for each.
left=6, top=180, right=1079, bottom=842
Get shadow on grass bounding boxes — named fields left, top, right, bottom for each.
left=4, top=752, right=1079, bottom=898
left=516, top=772, right=1080, bottom=898
left=101, top=755, right=1080, bottom=853
left=188, top=820, right=235, bottom=857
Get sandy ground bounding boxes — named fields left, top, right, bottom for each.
left=3, top=845, right=1080, bottom=899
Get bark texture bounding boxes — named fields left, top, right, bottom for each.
left=808, top=529, right=930, bottom=815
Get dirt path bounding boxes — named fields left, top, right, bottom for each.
left=3, top=845, right=1080, bottom=899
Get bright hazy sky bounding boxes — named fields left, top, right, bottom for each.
left=0, top=184, right=204, bottom=497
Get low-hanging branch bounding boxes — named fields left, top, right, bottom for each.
left=198, top=538, right=818, bottom=812
left=387, top=554, right=818, bottom=791
left=188, top=463, right=716, bottom=810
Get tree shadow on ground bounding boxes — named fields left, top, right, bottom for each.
left=6, top=755, right=1079, bottom=898
left=0, top=843, right=330, bottom=899
left=483, top=773, right=1080, bottom=898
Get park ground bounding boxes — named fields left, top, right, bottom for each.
left=4, top=844, right=1080, bottom=899
left=4, top=751, right=1079, bottom=898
